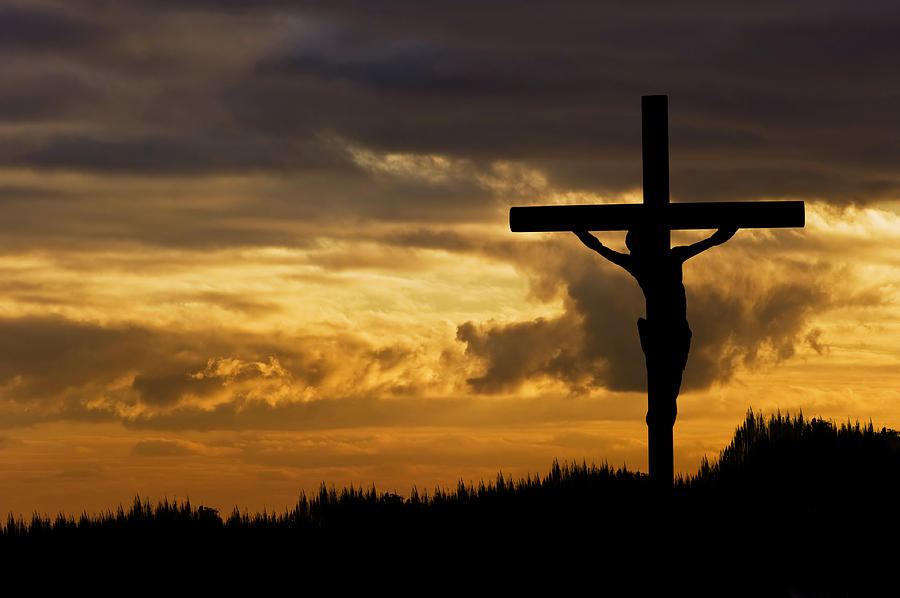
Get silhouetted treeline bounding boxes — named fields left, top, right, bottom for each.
left=4, top=411, right=898, bottom=595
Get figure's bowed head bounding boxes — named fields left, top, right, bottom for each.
left=624, top=228, right=654, bottom=256
left=623, top=226, right=738, bottom=256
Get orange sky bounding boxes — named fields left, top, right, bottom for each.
left=2, top=1, right=899, bottom=516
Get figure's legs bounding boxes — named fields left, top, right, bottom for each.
left=639, top=317, right=670, bottom=427
left=638, top=318, right=691, bottom=427
left=639, top=317, right=692, bottom=488
left=667, top=321, right=692, bottom=422
left=639, top=317, right=673, bottom=487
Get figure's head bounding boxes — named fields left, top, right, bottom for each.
left=625, top=228, right=652, bottom=255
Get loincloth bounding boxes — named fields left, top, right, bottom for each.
left=637, top=317, right=692, bottom=371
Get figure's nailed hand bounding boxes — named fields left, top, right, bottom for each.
left=572, top=230, right=600, bottom=247
left=712, top=226, right=738, bottom=243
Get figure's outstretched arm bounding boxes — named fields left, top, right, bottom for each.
left=572, top=230, right=632, bottom=270
left=673, top=226, right=738, bottom=262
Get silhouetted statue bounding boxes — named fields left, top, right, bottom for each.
left=572, top=226, right=737, bottom=428
left=509, top=95, right=804, bottom=486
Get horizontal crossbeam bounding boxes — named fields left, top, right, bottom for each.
left=509, top=201, right=805, bottom=232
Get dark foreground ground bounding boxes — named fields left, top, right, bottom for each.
left=3, top=411, right=898, bottom=596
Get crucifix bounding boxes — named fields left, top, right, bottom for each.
left=510, top=95, right=804, bottom=487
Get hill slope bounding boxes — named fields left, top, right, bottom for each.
left=4, top=410, right=898, bottom=594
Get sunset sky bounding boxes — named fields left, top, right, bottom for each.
left=2, top=0, right=900, bottom=516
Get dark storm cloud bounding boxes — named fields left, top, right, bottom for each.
left=0, top=173, right=497, bottom=253
left=0, top=81, right=86, bottom=122
left=0, top=316, right=246, bottom=408
left=0, top=316, right=155, bottom=402
left=257, top=35, right=469, bottom=94
left=0, top=315, right=288, bottom=410
left=681, top=267, right=835, bottom=388
left=0, top=315, right=440, bottom=428
left=0, top=4, right=108, bottom=51
left=131, top=370, right=220, bottom=407
left=456, top=239, right=878, bottom=394
left=0, top=125, right=352, bottom=175
left=2, top=0, right=899, bottom=204
left=0, top=313, right=645, bottom=432
left=223, top=1, right=900, bottom=201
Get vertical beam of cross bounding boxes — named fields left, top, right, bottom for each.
left=642, top=95, right=674, bottom=488
left=642, top=95, right=669, bottom=209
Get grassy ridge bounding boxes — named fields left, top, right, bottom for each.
left=4, top=410, right=899, bottom=594
left=7, top=410, right=898, bottom=535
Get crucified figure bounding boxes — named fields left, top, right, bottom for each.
left=572, top=226, right=737, bottom=428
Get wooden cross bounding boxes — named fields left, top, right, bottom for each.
left=509, top=95, right=804, bottom=487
